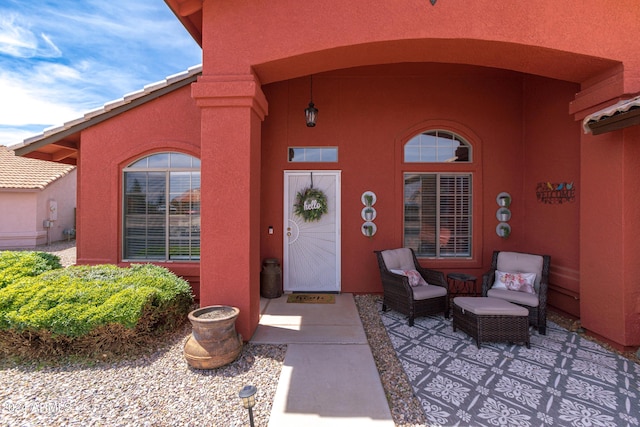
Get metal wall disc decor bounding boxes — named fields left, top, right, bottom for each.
left=361, top=191, right=377, bottom=238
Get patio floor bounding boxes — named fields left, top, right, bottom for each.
left=380, top=303, right=640, bottom=426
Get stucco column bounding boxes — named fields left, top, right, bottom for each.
left=192, top=74, right=268, bottom=341
left=580, top=125, right=640, bottom=348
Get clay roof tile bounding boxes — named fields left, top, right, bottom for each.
left=0, top=146, right=75, bottom=190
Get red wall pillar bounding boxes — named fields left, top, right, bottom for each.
left=580, top=126, right=640, bottom=348
left=192, top=74, right=268, bottom=341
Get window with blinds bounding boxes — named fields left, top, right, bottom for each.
left=404, top=173, right=472, bottom=258
left=403, top=129, right=473, bottom=258
left=123, top=152, right=200, bottom=261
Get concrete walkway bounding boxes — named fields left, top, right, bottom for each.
left=250, top=293, right=394, bottom=426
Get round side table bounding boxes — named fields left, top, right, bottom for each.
left=447, top=273, right=478, bottom=300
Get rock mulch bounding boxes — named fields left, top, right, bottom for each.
left=0, top=324, right=287, bottom=426
left=2, top=242, right=636, bottom=426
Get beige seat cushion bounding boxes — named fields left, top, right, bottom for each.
left=487, top=288, right=539, bottom=307
left=412, top=284, right=447, bottom=300
left=454, top=296, right=528, bottom=316
left=381, top=248, right=415, bottom=271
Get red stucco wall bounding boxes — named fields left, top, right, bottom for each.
left=581, top=124, right=640, bottom=347
left=188, top=0, right=640, bottom=346
left=199, top=0, right=637, bottom=95
left=74, top=0, right=640, bottom=347
left=76, top=85, right=201, bottom=296
left=260, top=64, right=581, bottom=298
left=522, top=75, right=581, bottom=316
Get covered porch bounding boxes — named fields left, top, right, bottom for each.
left=13, top=0, right=640, bottom=351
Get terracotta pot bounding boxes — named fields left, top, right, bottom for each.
left=183, top=305, right=242, bottom=369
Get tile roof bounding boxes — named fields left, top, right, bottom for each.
left=11, top=65, right=202, bottom=157
left=583, top=95, right=640, bottom=134
left=0, top=146, right=75, bottom=190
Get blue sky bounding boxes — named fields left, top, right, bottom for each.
left=0, top=0, right=201, bottom=146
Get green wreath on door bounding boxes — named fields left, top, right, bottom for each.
left=294, top=187, right=328, bottom=222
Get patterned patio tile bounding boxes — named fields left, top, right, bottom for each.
left=381, top=305, right=640, bottom=427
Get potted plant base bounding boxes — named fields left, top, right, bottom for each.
left=184, top=305, right=243, bottom=369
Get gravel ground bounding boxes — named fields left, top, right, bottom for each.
left=0, top=326, right=287, bottom=426
left=35, top=239, right=77, bottom=267
left=1, top=242, right=422, bottom=426
left=2, top=242, right=636, bottom=426
left=1, top=241, right=288, bottom=426
left=354, top=295, right=427, bottom=427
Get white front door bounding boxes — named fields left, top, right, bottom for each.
left=283, top=170, right=341, bottom=292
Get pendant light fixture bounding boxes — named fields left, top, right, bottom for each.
left=304, top=75, right=318, bottom=127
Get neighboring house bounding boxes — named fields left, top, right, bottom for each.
left=11, top=1, right=640, bottom=350
left=0, top=146, right=76, bottom=248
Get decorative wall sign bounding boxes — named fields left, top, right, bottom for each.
left=536, top=182, right=576, bottom=204
left=294, top=187, right=328, bottom=222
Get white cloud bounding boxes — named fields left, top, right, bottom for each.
left=0, top=0, right=201, bottom=147
left=0, top=75, right=83, bottom=127
left=40, top=33, right=62, bottom=57
left=0, top=127, right=45, bottom=147
left=0, top=14, right=61, bottom=58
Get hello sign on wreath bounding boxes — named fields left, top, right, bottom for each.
left=293, top=173, right=329, bottom=222
left=294, top=187, right=328, bottom=222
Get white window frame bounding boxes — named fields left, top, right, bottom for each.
left=288, top=147, right=338, bottom=162
left=122, top=152, right=200, bottom=262
left=404, top=130, right=471, bottom=163
left=403, top=173, right=472, bottom=259
left=402, top=129, right=474, bottom=259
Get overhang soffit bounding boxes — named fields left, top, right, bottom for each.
left=248, top=39, right=619, bottom=86
left=164, top=0, right=203, bottom=46
left=174, top=0, right=202, bottom=16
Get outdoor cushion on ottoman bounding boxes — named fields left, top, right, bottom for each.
left=452, top=297, right=530, bottom=349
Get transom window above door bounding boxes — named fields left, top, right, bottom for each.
left=123, top=152, right=200, bottom=262
left=288, top=147, right=338, bottom=162
left=404, top=130, right=471, bottom=163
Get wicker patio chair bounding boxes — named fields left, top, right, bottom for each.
left=374, top=248, right=449, bottom=326
left=481, top=250, right=551, bottom=334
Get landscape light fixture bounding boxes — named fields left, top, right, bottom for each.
left=238, top=384, right=257, bottom=427
left=305, top=75, right=318, bottom=127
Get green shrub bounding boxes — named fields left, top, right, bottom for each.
left=0, top=264, right=194, bottom=352
left=0, top=251, right=62, bottom=289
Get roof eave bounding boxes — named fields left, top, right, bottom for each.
left=164, top=0, right=203, bottom=47
left=13, top=68, right=201, bottom=158
left=583, top=96, right=640, bottom=135
left=587, top=108, right=640, bottom=135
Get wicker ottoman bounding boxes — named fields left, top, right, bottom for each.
left=453, top=297, right=530, bottom=349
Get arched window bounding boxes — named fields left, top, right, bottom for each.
left=403, top=130, right=472, bottom=258
left=123, top=152, right=200, bottom=261
left=404, top=130, right=471, bottom=163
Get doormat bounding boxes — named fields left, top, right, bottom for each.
left=286, top=294, right=335, bottom=304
